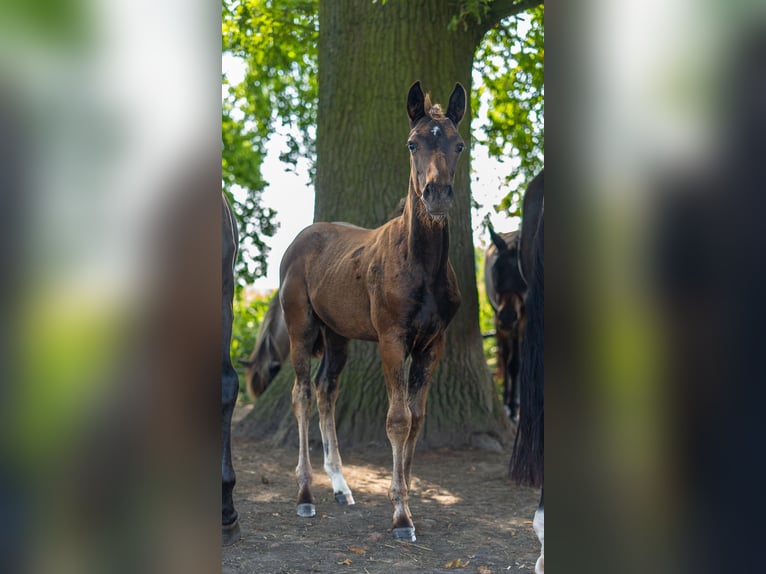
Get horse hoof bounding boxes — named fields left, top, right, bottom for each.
left=335, top=492, right=355, bottom=505
left=296, top=503, right=316, bottom=518
left=222, top=518, right=241, bottom=546
left=392, top=526, right=416, bottom=542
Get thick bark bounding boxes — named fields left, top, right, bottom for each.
left=240, top=0, right=517, bottom=449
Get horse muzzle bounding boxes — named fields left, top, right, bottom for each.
left=422, top=183, right=454, bottom=218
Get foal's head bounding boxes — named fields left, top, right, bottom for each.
left=406, top=81, right=466, bottom=220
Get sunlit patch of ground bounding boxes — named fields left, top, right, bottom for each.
left=225, top=405, right=542, bottom=573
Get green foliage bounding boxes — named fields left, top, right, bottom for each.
left=230, top=289, right=275, bottom=400
left=222, top=0, right=318, bottom=285
left=473, top=4, right=544, bottom=217
left=448, top=0, right=492, bottom=31
left=223, top=0, right=543, bottom=283
left=475, top=247, right=503, bottom=401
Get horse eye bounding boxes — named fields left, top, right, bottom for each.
left=407, top=142, right=417, bottom=153
left=456, top=143, right=465, bottom=153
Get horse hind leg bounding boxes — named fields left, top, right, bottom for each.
left=315, top=328, right=354, bottom=506
left=283, top=289, right=321, bottom=518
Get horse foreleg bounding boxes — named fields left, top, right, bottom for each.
left=496, top=321, right=513, bottom=419
left=222, top=281, right=241, bottom=546
left=380, top=337, right=414, bottom=542
left=316, top=331, right=354, bottom=506
left=508, top=333, right=521, bottom=422
left=291, top=351, right=316, bottom=518
left=222, top=356, right=240, bottom=545
left=402, top=340, right=443, bottom=490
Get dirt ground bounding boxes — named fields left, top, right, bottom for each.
left=223, top=405, right=541, bottom=574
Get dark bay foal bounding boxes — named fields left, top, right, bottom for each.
left=278, top=81, right=466, bottom=542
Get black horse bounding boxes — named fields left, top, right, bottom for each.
left=222, top=193, right=240, bottom=546
left=509, top=170, right=544, bottom=573
left=485, top=227, right=526, bottom=420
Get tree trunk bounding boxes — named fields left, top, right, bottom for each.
left=240, top=0, right=513, bottom=449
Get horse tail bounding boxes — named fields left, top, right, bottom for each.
left=510, top=216, right=544, bottom=487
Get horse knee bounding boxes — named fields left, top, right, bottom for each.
left=386, top=407, right=412, bottom=440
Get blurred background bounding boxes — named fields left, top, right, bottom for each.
left=2, top=0, right=766, bottom=573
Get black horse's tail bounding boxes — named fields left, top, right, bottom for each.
left=510, top=216, right=544, bottom=487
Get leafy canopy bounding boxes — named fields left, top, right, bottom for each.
left=222, top=0, right=317, bottom=285
left=222, top=0, right=544, bottom=282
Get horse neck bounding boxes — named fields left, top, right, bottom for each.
left=401, top=178, right=450, bottom=277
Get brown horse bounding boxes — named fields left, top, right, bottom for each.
left=278, top=81, right=466, bottom=542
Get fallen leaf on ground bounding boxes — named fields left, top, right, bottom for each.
left=477, top=566, right=493, bottom=574
left=444, top=558, right=470, bottom=568
left=350, top=546, right=366, bottom=555
left=337, top=558, right=352, bottom=565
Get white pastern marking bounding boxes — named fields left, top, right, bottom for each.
left=431, top=125, right=440, bottom=137
left=325, top=462, right=355, bottom=504
left=533, top=507, right=544, bottom=573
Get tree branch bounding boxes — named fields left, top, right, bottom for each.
left=483, top=0, right=543, bottom=33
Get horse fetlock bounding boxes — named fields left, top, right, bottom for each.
left=393, top=503, right=415, bottom=530
left=334, top=491, right=355, bottom=505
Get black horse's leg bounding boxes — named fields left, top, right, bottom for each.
left=509, top=333, right=521, bottom=422
left=315, top=328, right=354, bottom=505
left=496, top=318, right=512, bottom=419
left=222, top=353, right=240, bottom=545
left=221, top=195, right=240, bottom=546
left=222, top=276, right=240, bottom=545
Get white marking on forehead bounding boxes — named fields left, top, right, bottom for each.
left=431, top=125, right=441, bottom=137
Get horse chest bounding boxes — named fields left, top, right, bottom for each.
left=402, top=283, right=456, bottom=350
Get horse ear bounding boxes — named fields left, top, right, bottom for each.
left=407, top=81, right=426, bottom=126
left=489, top=226, right=508, bottom=252
left=446, top=83, right=466, bottom=126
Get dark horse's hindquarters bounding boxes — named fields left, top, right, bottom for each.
left=278, top=81, right=466, bottom=542
left=221, top=194, right=240, bottom=546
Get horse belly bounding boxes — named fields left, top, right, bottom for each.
left=310, top=285, right=378, bottom=342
